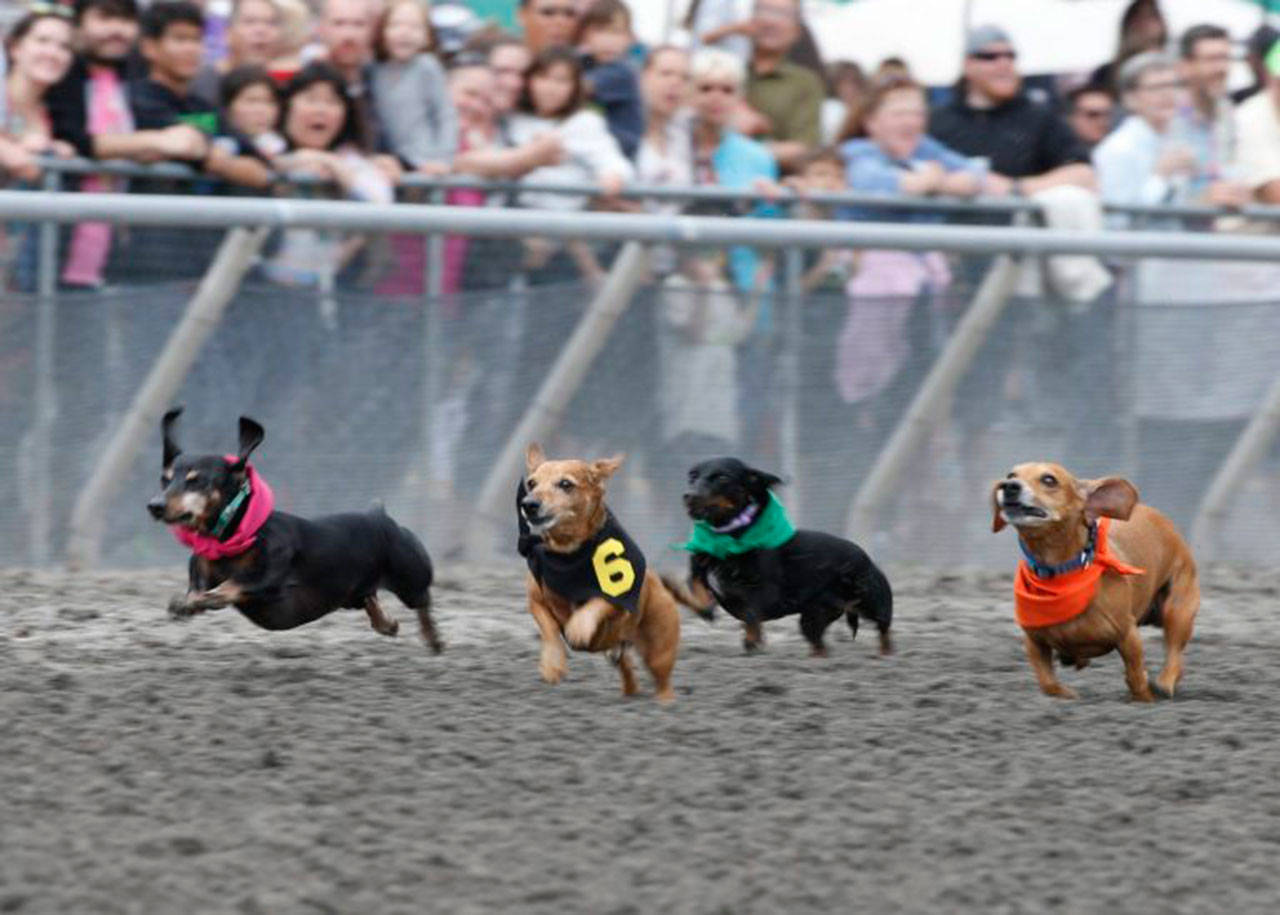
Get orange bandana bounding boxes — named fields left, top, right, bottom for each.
left=1013, top=518, right=1146, bottom=629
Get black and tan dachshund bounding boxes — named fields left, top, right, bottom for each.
left=664, top=457, right=893, bottom=657
left=147, top=409, right=442, bottom=652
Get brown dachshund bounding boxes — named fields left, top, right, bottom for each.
left=992, top=462, right=1200, bottom=702
left=518, top=444, right=680, bottom=702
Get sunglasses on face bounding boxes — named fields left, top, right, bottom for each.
left=1076, top=107, right=1112, bottom=120
left=696, top=83, right=736, bottom=95
left=970, top=50, right=1017, bottom=62
left=534, top=5, right=576, bottom=18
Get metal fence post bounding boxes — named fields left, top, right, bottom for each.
left=844, top=255, right=1023, bottom=544
left=465, top=241, right=650, bottom=557
left=28, top=168, right=62, bottom=564
left=780, top=242, right=804, bottom=522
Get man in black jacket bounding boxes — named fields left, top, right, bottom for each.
left=930, top=25, right=1095, bottom=196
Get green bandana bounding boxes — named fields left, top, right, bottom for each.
left=674, top=492, right=797, bottom=559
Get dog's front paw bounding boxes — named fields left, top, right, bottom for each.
left=167, top=594, right=198, bottom=620
left=539, top=648, right=568, bottom=685
left=1042, top=684, right=1079, bottom=700
left=564, top=608, right=601, bottom=649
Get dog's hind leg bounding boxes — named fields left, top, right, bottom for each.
left=1024, top=633, right=1077, bottom=700
left=1118, top=625, right=1154, bottom=702
left=1156, top=567, right=1200, bottom=697
left=412, top=592, right=444, bottom=655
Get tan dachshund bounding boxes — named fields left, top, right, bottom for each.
left=518, top=444, right=680, bottom=702
left=992, top=462, right=1199, bottom=702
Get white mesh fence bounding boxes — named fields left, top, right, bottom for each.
left=2, top=216, right=1279, bottom=568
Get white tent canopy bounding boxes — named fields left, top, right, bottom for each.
left=805, top=0, right=1268, bottom=85
left=648, top=1, right=1270, bottom=86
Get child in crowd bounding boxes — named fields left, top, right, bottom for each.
left=508, top=45, right=632, bottom=283
left=789, top=147, right=858, bottom=292
left=265, top=62, right=395, bottom=287
left=371, top=0, right=456, bottom=174
left=576, top=0, right=642, bottom=160
left=219, top=64, right=285, bottom=158
left=132, top=1, right=270, bottom=187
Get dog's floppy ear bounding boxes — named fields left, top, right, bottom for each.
left=1083, top=476, right=1139, bottom=523
left=990, top=484, right=1007, bottom=533
left=525, top=442, right=546, bottom=473
left=747, top=467, right=782, bottom=496
left=161, top=406, right=183, bottom=469
left=591, top=453, right=625, bottom=481
left=232, top=416, right=265, bottom=469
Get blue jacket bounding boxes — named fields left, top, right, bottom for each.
left=838, top=135, right=981, bottom=223
left=711, top=131, right=779, bottom=311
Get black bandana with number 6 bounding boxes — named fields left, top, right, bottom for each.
left=516, top=480, right=646, bottom=613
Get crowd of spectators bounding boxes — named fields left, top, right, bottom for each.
left=2, top=0, right=1279, bottom=524
left=1, top=0, right=1276, bottom=284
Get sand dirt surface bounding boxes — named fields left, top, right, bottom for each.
left=3, top=562, right=1280, bottom=914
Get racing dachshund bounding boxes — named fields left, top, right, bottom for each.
left=993, top=461, right=1199, bottom=701
left=519, top=444, right=680, bottom=702
left=147, top=408, right=442, bottom=652
left=664, top=456, right=893, bottom=657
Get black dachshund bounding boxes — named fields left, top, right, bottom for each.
left=664, top=457, right=892, bottom=656
left=147, top=408, right=442, bottom=652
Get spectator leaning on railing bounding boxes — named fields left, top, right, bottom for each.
left=131, top=1, right=272, bottom=189
left=2, top=7, right=76, bottom=182
left=1094, top=52, right=1195, bottom=220
left=930, top=25, right=1095, bottom=198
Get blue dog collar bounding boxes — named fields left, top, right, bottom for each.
left=1019, top=522, right=1097, bottom=580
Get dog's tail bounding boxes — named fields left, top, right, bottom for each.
left=660, top=572, right=717, bottom=622
left=853, top=562, right=893, bottom=655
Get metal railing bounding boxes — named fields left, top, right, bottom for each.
left=25, top=155, right=1280, bottom=225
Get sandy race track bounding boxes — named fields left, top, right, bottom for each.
left=3, top=562, right=1280, bottom=914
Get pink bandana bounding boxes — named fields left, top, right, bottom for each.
left=171, top=459, right=275, bottom=560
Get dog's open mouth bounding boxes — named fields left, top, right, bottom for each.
left=1001, top=503, right=1048, bottom=522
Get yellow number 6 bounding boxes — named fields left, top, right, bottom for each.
left=592, top=538, right=636, bottom=597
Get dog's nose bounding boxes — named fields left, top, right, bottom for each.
left=998, top=481, right=1022, bottom=501
left=147, top=497, right=166, bottom=520
left=521, top=497, right=541, bottom=517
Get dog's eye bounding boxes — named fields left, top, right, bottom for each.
left=1040, top=474, right=1058, bottom=487
left=1005, top=472, right=1015, bottom=479
left=526, top=478, right=536, bottom=491
left=556, top=478, right=575, bottom=492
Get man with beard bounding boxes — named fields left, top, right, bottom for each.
left=1174, top=24, right=1250, bottom=208
left=47, top=0, right=209, bottom=164
left=47, top=0, right=210, bottom=287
